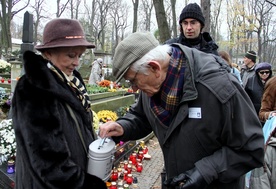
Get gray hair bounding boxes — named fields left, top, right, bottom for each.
left=130, top=44, right=171, bottom=75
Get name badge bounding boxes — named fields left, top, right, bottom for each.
left=188, top=107, right=202, bottom=119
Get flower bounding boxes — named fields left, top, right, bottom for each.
left=92, top=110, right=100, bottom=131
left=0, top=59, right=11, bottom=73
left=0, top=119, right=16, bottom=161
left=97, top=110, right=118, bottom=123
left=98, top=80, right=111, bottom=88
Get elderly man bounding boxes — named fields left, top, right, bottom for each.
left=99, top=32, right=264, bottom=189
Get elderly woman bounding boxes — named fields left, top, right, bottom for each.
left=245, top=62, right=273, bottom=117
left=12, top=18, right=106, bottom=189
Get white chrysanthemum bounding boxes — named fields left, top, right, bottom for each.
left=0, top=119, right=16, bottom=159
left=0, top=59, right=10, bottom=69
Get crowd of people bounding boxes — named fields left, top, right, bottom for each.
left=10, top=2, right=275, bottom=189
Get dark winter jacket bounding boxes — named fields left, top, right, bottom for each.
left=113, top=44, right=264, bottom=189
left=245, top=70, right=272, bottom=116
left=241, top=65, right=256, bottom=87
left=12, top=51, right=104, bottom=189
left=165, top=32, right=219, bottom=55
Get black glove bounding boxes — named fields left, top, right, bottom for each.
left=163, top=167, right=207, bottom=189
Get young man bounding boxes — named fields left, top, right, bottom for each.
left=99, top=32, right=264, bottom=189
left=165, top=3, right=219, bottom=55
left=241, top=50, right=257, bottom=87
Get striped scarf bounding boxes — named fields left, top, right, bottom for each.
left=150, top=47, right=186, bottom=126
left=47, top=62, right=91, bottom=111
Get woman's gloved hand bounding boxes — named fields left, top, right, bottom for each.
left=163, top=167, right=207, bottom=189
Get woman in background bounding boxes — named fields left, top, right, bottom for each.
left=245, top=62, right=273, bottom=120
left=218, top=50, right=243, bottom=85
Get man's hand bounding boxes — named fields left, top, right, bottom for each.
left=163, top=167, right=207, bottom=189
left=98, top=121, right=124, bottom=138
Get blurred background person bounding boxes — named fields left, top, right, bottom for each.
left=241, top=51, right=257, bottom=87
left=218, top=50, right=243, bottom=86
left=245, top=62, right=273, bottom=120
left=259, top=76, right=276, bottom=122
left=88, top=58, right=103, bottom=85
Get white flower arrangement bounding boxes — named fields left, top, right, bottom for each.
left=0, top=119, right=16, bottom=162
left=0, top=59, right=11, bottom=73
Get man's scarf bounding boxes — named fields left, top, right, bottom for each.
left=150, top=47, right=185, bottom=126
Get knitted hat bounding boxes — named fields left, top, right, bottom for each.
left=112, top=32, right=159, bottom=82
left=179, top=3, right=205, bottom=26
left=35, top=18, right=95, bottom=51
left=244, top=51, right=257, bottom=63
left=255, top=62, right=272, bottom=72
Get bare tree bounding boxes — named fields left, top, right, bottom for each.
left=265, top=0, right=276, bottom=6
left=153, top=0, right=170, bottom=42
left=96, top=0, right=116, bottom=50
left=132, top=0, right=139, bottom=33
left=210, top=0, right=222, bottom=42
left=170, top=0, right=177, bottom=38
left=69, top=0, right=81, bottom=19
left=0, top=0, right=29, bottom=57
left=56, top=0, right=70, bottom=17
left=83, top=0, right=96, bottom=44
left=140, top=0, right=154, bottom=31
left=5, top=0, right=276, bottom=66
left=201, top=0, right=211, bottom=33
left=31, top=0, right=47, bottom=47
left=251, top=0, right=274, bottom=62
left=109, top=0, right=129, bottom=52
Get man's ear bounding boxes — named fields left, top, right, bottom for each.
left=148, top=61, right=161, bottom=78
left=148, top=61, right=161, bottom=72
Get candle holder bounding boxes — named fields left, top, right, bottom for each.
left=7, top=160, right=15, bottom=174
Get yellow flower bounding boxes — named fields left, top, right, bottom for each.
left=97, top=110, right=118, bottom=123
left=92, top=111, right=99, bottom=131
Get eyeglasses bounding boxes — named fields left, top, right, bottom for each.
left=129, top=70, right=139, bottom=86
left=128, top=64, right=143, bottom=87
left=259, top=71, right=270, bottom=75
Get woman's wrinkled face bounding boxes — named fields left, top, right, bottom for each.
left=45, top=46, right=86, bottom=76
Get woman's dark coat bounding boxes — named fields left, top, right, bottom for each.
left=245, top=70, right=272, bottom=116
left=12, top=51, right=105, bottom=189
